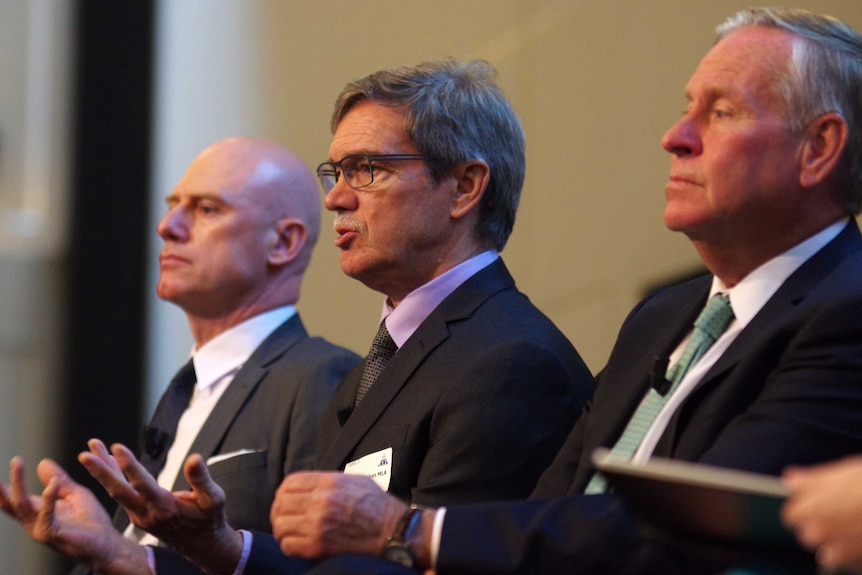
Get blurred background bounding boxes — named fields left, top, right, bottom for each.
left=1, top=1, right=860, bottom=572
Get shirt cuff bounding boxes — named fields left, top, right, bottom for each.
left=144, top=545, right=156, bottom=575
left=232, top=530, right=253, bottom=575
left=429, top=507, right=446, bottom=569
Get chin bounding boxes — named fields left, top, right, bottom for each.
left=663, top=206, right=706, bottom=233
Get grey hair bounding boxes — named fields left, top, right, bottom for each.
left=717, top=7, right=862, bottom=214
left=330, top=59, right=526, bottom=251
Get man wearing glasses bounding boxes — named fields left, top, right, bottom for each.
left=87, top=7, right=862, bottom=574
left=63, top=60, right=594, bottom=575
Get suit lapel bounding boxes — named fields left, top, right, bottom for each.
left=170, top=314, right=309, bottom=490
left=658, top=221, right=862, bottom=449
left=588, top=277, right=711, bottom=452
left=317, top=259, right=515, bottom=470
left=685, top=220, right=862, bottom=394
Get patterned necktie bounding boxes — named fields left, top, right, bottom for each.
left=355, top=321, right=398, bottom=407
left=585, top=293, right=734, bottom=494
left=140, top=359, right=196, bottom=477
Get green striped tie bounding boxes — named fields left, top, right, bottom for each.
left=585, top=293, right=734, bottom=494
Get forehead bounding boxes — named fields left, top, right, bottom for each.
left=687, top=26, right=794, bottom=102
left=328, top=100, right=417, bottom=159
left=171, top=158, right=253, bottom=204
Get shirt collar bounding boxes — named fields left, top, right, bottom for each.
left=711, top=218, right=848, bottom=329
left=191, top=306, right=296, bottom=390
left=381, top=251, right=499, bottom=348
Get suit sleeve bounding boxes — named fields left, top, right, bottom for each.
left=437, top=296, right=862, bottom=574
left=691, top=294, right=862, bottom=473
left=411, top=341, right=591, bottom=506
left=282, top=344, right=360, bottom=475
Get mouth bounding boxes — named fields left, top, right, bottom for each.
left=159, top=252, right=190, bottom=267
left=333, top=214, right=363, bottom=249
left=333, top=226, right=358, bottom=249
left=666, top=174, right=702, bottom=191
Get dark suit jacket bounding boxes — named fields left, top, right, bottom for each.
left=72, top=314, right=360, bottom=575
left=242, top=258, right=595, bottom=574
left=315, top=258, right=594, bottom=506
left=432, top=221, right=862, bottom=574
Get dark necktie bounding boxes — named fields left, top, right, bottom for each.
left=585, top=293, right=734, bottom=494
left=140, top=359, right=196, bottom=477
left=355, top=321, right=398, bottom=407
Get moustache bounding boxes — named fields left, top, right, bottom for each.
left=333, top=214, right=366, bottom=234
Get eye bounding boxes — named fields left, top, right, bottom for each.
left=355, top=158, right=373, bottom=175
left=197, top=202, right=218, bottom=215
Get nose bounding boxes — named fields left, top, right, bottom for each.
left=323, top=179, right=358, bottom=212
left=661, top=113, right=701, bottom=157
left=157, top=206, right=189, bottom=241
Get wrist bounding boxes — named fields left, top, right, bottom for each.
left=200, top=528, right=245, bottom=575
left=90, top=539, right=151, bottom=575
left=408, top=509, right=435, bottom=571
left=382, top=505, right=430, bottom=568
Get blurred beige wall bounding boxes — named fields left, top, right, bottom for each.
left=216, top=0, right=862, bottom=371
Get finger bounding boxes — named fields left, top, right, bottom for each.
left=84, top=438, right=120, bottom=473
left=183, top=454, right=225, bottom=510
left=0, top=478, right=13, bottom=515
left=276, top=471, right=330, bottom=494
left=780, top=499, right=798, bottom=528
left=79, top=452, right=128, bottom=492
left=80, top=448, right=144, bottom=508
left=34, top=476, right=61, bottom=539
left=79, top=439, right=125, bottom=485
left=9, top=457, right=33, bottom=511
left=36, top=459, right=76, bottom=497
left=7, top=457, right=42, bottom=526
left=110, top=444, right=163, bottom=498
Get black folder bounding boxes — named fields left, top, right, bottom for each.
left=591, top=448, right=803, bottom=554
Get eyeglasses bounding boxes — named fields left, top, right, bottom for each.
left=316, top=154, right=428, bottom=193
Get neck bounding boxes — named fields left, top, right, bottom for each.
left=383, top=244, right=487, bottom=308
left=690, top=211, right=846, bottom=288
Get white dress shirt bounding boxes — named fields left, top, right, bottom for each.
left=129, top=305, right=296, bottom=548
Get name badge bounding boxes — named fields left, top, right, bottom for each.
left=344, top=447, right=392, bottom=491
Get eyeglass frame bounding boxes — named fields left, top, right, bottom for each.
left=316, top=153, right=429, bottom=193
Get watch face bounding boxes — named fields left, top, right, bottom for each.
left=383, top=544, right=414, bottom=568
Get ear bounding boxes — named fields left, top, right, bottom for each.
left=449, top=160, right=489, bottom=220
left=267, top=218, right=307, bottom=267
left=799, top=113, right=848, bottom=189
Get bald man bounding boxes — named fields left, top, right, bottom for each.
left=0, top=137, right=360, bottom=575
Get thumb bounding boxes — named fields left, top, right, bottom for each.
left=36, top=459, right=76, bottom=493
left=183, top=454, right=225, bottom=509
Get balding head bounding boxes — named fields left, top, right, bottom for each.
left=188, top=137, right=321, bottom=267
left=157, top=137, right=321, bottom=344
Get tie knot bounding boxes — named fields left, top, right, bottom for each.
left=371, top=321, right=398, bottom=354
left=693, top=293, right=734, bottom=341
left=355, top=321, right=398, bottom=407
left=175, top=359, right=197, bottom=388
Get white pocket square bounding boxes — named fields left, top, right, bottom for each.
left=206, top=449, right=259, bottom=466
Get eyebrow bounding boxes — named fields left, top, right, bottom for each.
left=164, top=191, right=227, bottom=205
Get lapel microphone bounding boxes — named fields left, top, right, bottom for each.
left=142, top=426, right=170, bottom=459
left=649, top=356, right=672, bottom=396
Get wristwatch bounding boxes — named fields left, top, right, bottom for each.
left=382, top=506, right=424, bottom=567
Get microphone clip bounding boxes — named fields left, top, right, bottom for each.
left=142, top=425, right=169, bottom=459
left=649, top=356, right=672, bottom=396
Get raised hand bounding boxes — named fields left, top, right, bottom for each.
left=0, top=456, right=148, bottom=575
left=80, top=439, right=243, bottom=574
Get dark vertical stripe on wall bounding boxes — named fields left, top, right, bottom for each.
left=59, top=0, right=154, bottom=549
